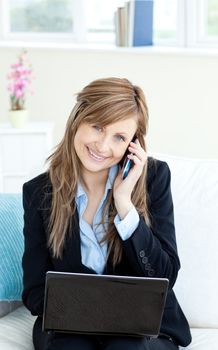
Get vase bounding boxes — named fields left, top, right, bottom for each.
left=8, top=109, right=29, bottom=128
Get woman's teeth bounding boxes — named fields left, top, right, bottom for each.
left=87, top=147, right=107, bottom=161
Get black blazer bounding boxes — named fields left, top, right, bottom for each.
left=22, top=157, right=191, bottom=347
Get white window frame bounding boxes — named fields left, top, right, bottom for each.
left=1, top=0, right=218, bottom=49
left=187, top=0, right=218, bottom=48
left=152, top=0, right=182, bottom=47
left=177, top=0, right=188, bottom=47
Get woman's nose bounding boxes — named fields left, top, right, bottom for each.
left=95, top=136, right=111, bottom=153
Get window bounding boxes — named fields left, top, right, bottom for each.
left=9, top=0, right=74, bottom=33
left=1, top=0, right=218, bottom=48
left=153, top=0, right=178, bottom=44
left=83, top=0, right=121, bottom=43
left=196, top=0, right=218, bottom=45
left=207, top=0, right=218, bottom=37
left=1, top=0, right=81, bottom=42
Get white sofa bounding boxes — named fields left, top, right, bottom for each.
left=0, top=154, right=218, bottom=350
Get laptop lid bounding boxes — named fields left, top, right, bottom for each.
left=42, top=271, right=169, bottom=337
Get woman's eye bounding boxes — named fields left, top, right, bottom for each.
left=93, top=125, right=102, bottom=132
left=115, top=135, right=125, bottom=142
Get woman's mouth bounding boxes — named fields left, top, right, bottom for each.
left=86, top=147, right=108, bottom=162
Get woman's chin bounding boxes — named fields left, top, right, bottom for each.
left=81, top=160, right=109, bottom=173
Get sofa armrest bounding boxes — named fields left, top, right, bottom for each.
left=0, top=301, right=23, bottom=318
left=0, top=305, right=36, bottom=350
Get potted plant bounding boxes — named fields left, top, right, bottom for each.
left=7, top=49, right=33, bottom=128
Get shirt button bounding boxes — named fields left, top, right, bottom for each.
left=139, top=250, right=145, bottom=258
left=142, top=256, right=148, bottom=264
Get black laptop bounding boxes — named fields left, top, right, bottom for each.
left=42, top=272, right=168, bottom=338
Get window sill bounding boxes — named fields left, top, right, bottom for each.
left=1, top=40, right=218, bottom=57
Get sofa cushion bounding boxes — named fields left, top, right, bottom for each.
left=0, top=194, right=23, bottom=306
left=185, top=328, right=218, bottom=350
left=0, top=306, right=217, bottom=350
left=151, top=154, right=218, bottom=329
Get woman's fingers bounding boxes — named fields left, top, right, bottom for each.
left=128, top=142, right=147, bottom=164
left=127, top=153, right=141, bottom=164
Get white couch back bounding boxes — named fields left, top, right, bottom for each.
left=151, top=154, right=218, bottom=329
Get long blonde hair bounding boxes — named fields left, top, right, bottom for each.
left=47, top=77, right=149, bottom=266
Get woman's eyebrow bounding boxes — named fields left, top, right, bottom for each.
left=115, top=131, right=129, bottom=136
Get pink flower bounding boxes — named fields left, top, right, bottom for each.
left=7, top=49, right=33, bottom=110
left=10, top=63, right=21, bottom=69
left=15, top=89, right=24, bottom=99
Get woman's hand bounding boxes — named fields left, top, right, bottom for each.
left=113, top=139, right=147, bottom=219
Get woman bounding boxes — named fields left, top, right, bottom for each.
left=22, top=77, right=191, bottom=350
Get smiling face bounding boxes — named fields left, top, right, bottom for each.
left=74, top=117, right=138, bottom=177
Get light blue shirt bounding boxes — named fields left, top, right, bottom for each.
left=75, top=165, right=140, bottom=274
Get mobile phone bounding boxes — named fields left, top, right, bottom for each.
left=121, top=135, right=137, bottom=180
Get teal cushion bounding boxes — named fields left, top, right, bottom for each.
left=0, top=193, right=23, bottom=301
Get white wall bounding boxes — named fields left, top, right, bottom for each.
left=0, top=46, right=218, bottom=158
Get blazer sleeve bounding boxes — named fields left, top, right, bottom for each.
left=22, top=181, right=54, bottom=316
left=122, top=160, right=180, bottom=289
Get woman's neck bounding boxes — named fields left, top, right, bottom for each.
left=81, top=168, right=109, bottom=195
